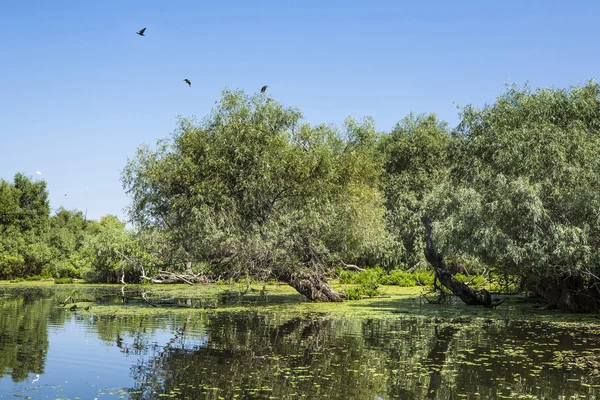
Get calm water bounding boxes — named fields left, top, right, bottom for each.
left=1, top=286, right=599, bottom=399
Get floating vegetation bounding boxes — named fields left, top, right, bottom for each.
left=0, top=284, right=599, bottom=399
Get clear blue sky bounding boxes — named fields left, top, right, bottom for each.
left=1, top=0, right=598, bottom=222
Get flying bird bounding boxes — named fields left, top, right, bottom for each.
left=136, top=27, right=146, bottom=36
left=261, top=85, right=268, bottom=93
left=184, top=79, right=191, bottom=87
left=36, top=171, right=42, bottom=176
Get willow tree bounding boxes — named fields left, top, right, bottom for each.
left=379, top=113, right=453, bottom=268
left=427, top=81, right=600, bottom=312
left=122, top=89, right=388, bottom=301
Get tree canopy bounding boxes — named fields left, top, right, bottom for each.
left=122, top=89, right=390, bottom=300
left=3, top=81, right=600, bottom=311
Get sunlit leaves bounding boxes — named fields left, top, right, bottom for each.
left=121, top=89, right=388, bottom=281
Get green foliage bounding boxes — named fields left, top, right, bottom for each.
left=431, top=81, right=600, bottom=279
left=4, top=81, right=600, bottom=311
left=344, top=278, right=381, bottom=300
left=122, top=89, right=390, bottom=285
left=412, top=268, right=435, bottom=287
left=378, top=113, right=453, bottom=268
left=0, top=175, right=155, bottom=283
left=80, top=215, right=152, bottom=283
left=383, top=270, right=417, bottom=286
left=0, top=174, right=51, bottom=278
left=339, top=266, right=435, bottom=288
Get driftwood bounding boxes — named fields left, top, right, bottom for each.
left=422, top=216, right=503, bottom=308
left=341, top=262, right=365, bottom=272
left=141, top=270, right=212, bottom=285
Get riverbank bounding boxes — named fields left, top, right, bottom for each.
left=2, top=281, right=599, bottom=327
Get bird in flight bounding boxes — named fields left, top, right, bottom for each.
left=184, top=79, right=191, bottom=87
left=136, top=27, right=146, bottom=36
left=261, top=85, right=268, bottom=93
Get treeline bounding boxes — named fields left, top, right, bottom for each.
left=0, top=175, right=150, bottom=283
left=3, top=81, right=600, bottom=312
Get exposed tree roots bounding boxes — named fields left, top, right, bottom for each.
left=280, top=271, right=346, bottom=302
left=531, top=275, right=600, bottom=313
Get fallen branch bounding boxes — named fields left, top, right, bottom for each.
left=141, top=270, right=213, bottom=285
left=341, top=262, right=365, bottom=272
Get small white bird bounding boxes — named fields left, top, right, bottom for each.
left=36, top=171, right=42, bottom=175
left=32, top=374, right=40, bottom=383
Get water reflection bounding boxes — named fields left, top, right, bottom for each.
left=0, top=286, right=599, bottom=399
left=0, top=287, right=64, bottom=383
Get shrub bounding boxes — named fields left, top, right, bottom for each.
left=345, top=281, right=381, bottom=300
left=383, top=270, right=417, bottom=286
left=54, top=277, right=73, bottom=284
left=413, top=268, right=435, bottom=287
left=58, top=264, right=80, bottom=279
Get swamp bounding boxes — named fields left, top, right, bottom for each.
left=3, top=72, right=600, bottom=399
left=1, top=282, right=600, bottom=399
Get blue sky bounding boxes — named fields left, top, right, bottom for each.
left=1, top=0, right=599, bottom=222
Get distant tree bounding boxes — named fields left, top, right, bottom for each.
left=46, top=208, right=90, bottom=278
left=0, top=174, right=51, bottom=278
left=81, top=214, right=147, bottom=283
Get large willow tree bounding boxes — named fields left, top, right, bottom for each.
left=122, top=89, right=389, bottom=301
left=428, top=81, right=600, bottom=312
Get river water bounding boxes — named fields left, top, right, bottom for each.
left=0, top=285, right=599, bottom=399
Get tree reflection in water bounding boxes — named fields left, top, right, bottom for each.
left=121, top=313, right=600, bottom=400
left=0, top=288, right=66, bottom=383
left=1, top=287, right=600, bottom=399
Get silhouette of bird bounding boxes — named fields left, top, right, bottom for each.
left=261, top=85, right=268, bottom=93
left=136, top=27, right=146, bottom=36
left=184, top=79, right=191, bottom=87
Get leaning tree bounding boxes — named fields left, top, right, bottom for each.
left=426, top=81, right=600, bottom=312
left=122, top=89, right=389, bottom=301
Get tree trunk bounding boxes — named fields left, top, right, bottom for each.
left=532, top=275, right=600, bottom=313
left=281, top=271, right=345, bottom=302
left=422, top=216, right=494, bottom=308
